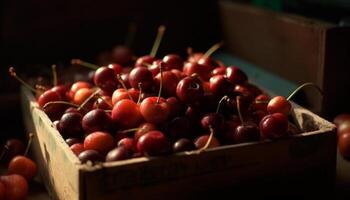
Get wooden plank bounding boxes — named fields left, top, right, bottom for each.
left=21, top=87, right=81, bottom=200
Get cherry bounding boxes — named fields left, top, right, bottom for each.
left=194, top=134, right=220, bottom=149
left=105, top=146, right=131, bottom=162
left=211, top=66, right=226, bottom=76
left=70, top=143, right=84, bottom=156
left=73, top=88, right=94, bottom=105
left=37, top=89, right=62, bottom=108
left=94, top=66, right=118, bottom=94
left=338, top=132, right=350, bottom=161
left=78, top=150, right=103, bottom=164
left=140, top=63, right=170, bottom=124
left=0, top=181, right=5, bottom=200
left=108, top=63, right=122, bottom=74
left=50, top=84, right=71, bottom=100
left=260, top=113, right=288, bottom=140
left=128, top=67, right=154, bottom=91
left=183, top=62, right=212, bottom=81
left=0, top=174, right=28, bottom=200
left=8, top=156, right=37, bottom=180
left=166, top=117, right=192, bottom=140
left=148, top=60, right=161, bottom=77
left=2, top=139, right=25, bottom=163
left=166, top=97, right=186, bottom=118
left=338, top=123, right=350, bottom=137
left=254, top=94, right=270, bottom=112
left=112, top=88, right=139, bottom=105
left=209, top=75, right=234, bottom=97
left=334, top=114, right=350, bottom=127
left=171, top=69, right=186, bottom=81
left=118, top=138, right=136, bottom=153
left=162, top=54, right=183, bottom=70
left=65, top=138, right=81, bottom=146
left=120, top=73, right=131, bottom=88
left=84, top=131, right=115, bottom=155
left=82, top=109, right=112, bottom=133
left=67, top=81, right=92, bottom=100
left=201, top=113, right=225, bottom=133
left=135, top=55, right=155, bottom=68
left=134, top=123, right=157, bottom=141
left=226, top=66, right=248, bottom=85
left=176, top=76, right=204, bottom=106
left=267, top=96, right=291, bottom=115
left=221, top=117, right=241, bottom=144
left=234, top=96, right=260, bottom=143
left=93, top=96, right=113, bottom=110
left=137, top=131, right=170, bottom=156
left=173, top=138, right=196, bottom=153
left=111, top=99, right=143, bottom=129
left=59, top=112, right=83, bottom=138
left=154, top=71, right=178, bottom=97
left=196, top=42, right=223, bottom=68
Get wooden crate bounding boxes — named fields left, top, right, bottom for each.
left=21, top=87, right=336, bottom=199
left=219, top=0, right=350, bottom=119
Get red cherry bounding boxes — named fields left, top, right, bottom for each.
left=2, top=139, right=25, bottom=163
left=112, top=88, right=139, bottom=105
left=82, top=109, right=112, bottom=133
left=135, top=55, right=155, bottom=68
left=154, top=71, right=178, bottom=97
left=148, top=60, right=162, bottom=77
left=259, top=113, right=288, bottom=140
left=201, top=113, right=225, bottom=133
left=267, top=96, right=291, bottom=115
left=37, top=89, right=62, bottom=108
left=117, top=138, right=136, bottom=153
left=0, top=181, right=5, bottom=200
left=111, top=45, right=133, bottom=66
left=166, top=97, right=185, bottom=118
left=173, top=138, right=196, bottom=153
left=234, top=122, right=260, bottom=143
left=50, top=84, right=70, bottom=99
left=209, top=75, right=234, bottom=97
left=226, top=66, right=248, bottom=85
left=140, top=97, right=170, bottom=124
left=134, top=123, right=158, bottom=141
left=194, top=135, right=220, bottom=149
left=338, top=132, right=350, bottom=161
left=78, top=150, right=103, bottom=164
left=0, top=174, right=28, bottom=200
left=176, top=76, right=204, bottom=106
left=171, top=69, right=186, bottom=81
left=84, top=131, right=115, bottom=155
left=137, top=131, right=170, bottom=156
left=254, top=94, right=270, bottom=112
left=59, top=112, right=83, bottom=138
left=108, top=63, right=122, bottom=74
left=211, top=66, right=226, bottom=76
left=111, top=99, right=143, bottom=129
left=73, top=88, right=94, bottom=105
left=67, top=81, right=92, bottom=100
left=65, top=138, right=81, bottom=146
left=162, top=54, right=183, bottom=70
left=183, top=62, right=211, bottom=81
left=70, top=143, right=84, bottom=156
left=334, top=114, right=350, bottom=127
left=128, top=67, right=154, bottom=91
left=8, top=156, right=37, bottom=180
left=94, top=66, right=118, bottom=94
left=93, top=96, right=112, bottom=110
left=105, top=146, right=131, bottom=162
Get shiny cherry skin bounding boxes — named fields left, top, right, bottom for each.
left=118, top=138, right=136, bottom=153
left=154, top=71, right=179, bottom=97
left=59, top=112, right=83, bottom=138
left=82, top=109, right=112, bottom=133
left=201, top=113, right=225, bottom=133
left=120, top=73, right=131, bottom=88
left=111, top=88, right=139, bottom=105
left=105, top=146, right=131, bottom=162
left=94, top=67, right=118, bottom=95
left=137, top=131, right=170, bottom=156
left=135, top=55, right=155, bottom=68
left=173, top=138, right=196, bottom=153
left=78, top=150, right=103, bottom=164
left=226, top=66, right=248, bottom=85
left=162, top=54, right=183, bottom=70
left=70, top=143, right=84, bottom=156
left=128, top=67, right=154, bottom=91
left=254, top=94, right=270, bottom=112
left=211, top=66, right=226, bottom=76
left=93, top=95, right=112, bottom=110
left=171, top=69, right=186, bottom=81
left=209, top=75, right=234, bottom=97
left=0, top=174, right=28, bottom=200
left=111, top=99, right=143, bottom=129
left=194, top=135, right=220, bottom=149
left=37, top=89, right=62, bottom=108
left=176, top=76, right=204, bottom=106
left=65, top=138, right=81, bottom=146
left=8, top=156, right=37, bottom=180
left=183, top=62, right=211, bottom=81
left=67, top=81, right=92, bottom=100
left=334, top=114, right=350, bottom=127
left=338, top=132, right=350, bottom=161
left=234, top=123, right=260, bottom=143
left=73, top=88, right=94, bottom=105
left=84, top=131, right=115, bottom=155
left=134, top=123, right=158, bottom=141
left=50, top=84, right=70, bottom=100
left=267, top=96, right=291, bottom=115
left=148, top=60, right=162, bottom=77
left=108, top=63, right=122, bottom=74
left=140, top=97, right=170, bottom=124
left=259, top=113, right=288, bottom=140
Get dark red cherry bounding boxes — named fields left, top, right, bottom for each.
left=93, top=67, right=118, bottom=95
left=137, top=131, right=171, bottom=156
left=84, top=131, right=115, bottom=155
left=59, top=112, right=83, bottom=138
left=183, top=62, right=211, bottom=81
left=173, top=138, right=196, bottom=153
left=140, top=97, right=170, bottom=124
left=154, top=71, right=179, bottom=97
left=234, top=122, right=260, bottom=143
left=176, top=76, right=204, bottom=106
left=162, top=54, right=183, bottom=70
left=209, top=75, right=234, bottom=97
left=134, top=122, right=158, bottom=142
left=194, top=135, right=220, bottom=149
left=105, top=146, right=131, bottom=162
left=82, top=109, right=112, bottom=133
left=78, top=150, right=104, bottom=164
left=201, top=113, right=225, bottom=133
left=128, top=67, right=154, bottom=91
left=111, top=45, right=133, bottom=66
left=267, top=96, right=291, bottom=115
left=226, top=66, right=248, bottom=85
left=135, top=55, right=155, bottom=68
left=259, top=113, right=288, bottom=140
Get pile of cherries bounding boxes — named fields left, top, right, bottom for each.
left=9, top=26, right=304, bottom=165
left=0, top=134, right=37, bottom=200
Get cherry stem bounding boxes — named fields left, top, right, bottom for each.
left=120, top=128, right=140, bottom=134
left=52, top=64, right=58, bottom=86
left=216, top=95, right=228, bottom=113
left=116, top=74, right=133, bottom=101
left=157, top=62, right=164, bottom=104
left=200, top=125, right=214, bottom=151
left=124, top=22, right=137, bottom=47
left=77, top=88, right=101, bottom=111
left=8, top=67, right=37, bottom=93
left=24, top=133, right=34, bottom=156
left=202, top=41, right=224, bottom=59
left=286, top=82, right=324, bottom=101
left=236, top=96, right=244, bottom=125
left=187, top=47, right=193, bottom=57
left=137, top=83, right=143, bottom=104
left=43, top=101, right=79, bottom=110
left=71, top=59, right=99, bottom=70
left=97, top=95, right=113, bottom=109
left=150, top=25, right=166, bottom=58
